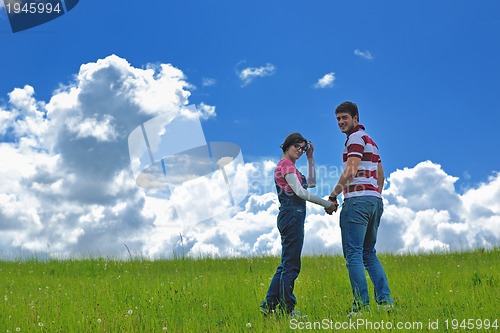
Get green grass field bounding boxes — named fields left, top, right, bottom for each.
left=1, top=248, right=498, bottom=332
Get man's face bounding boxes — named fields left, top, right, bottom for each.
left=336, top=112, right=358, bottom=134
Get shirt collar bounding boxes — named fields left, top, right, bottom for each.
left=346, top=124, right=365, bottom=137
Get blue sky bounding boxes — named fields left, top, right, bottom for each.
left=0, top=1, right=499, bottom=258
left=2, top=1, right=499, bottom=186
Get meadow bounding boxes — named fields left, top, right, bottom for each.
left=0, top=248, right=498, bottom=332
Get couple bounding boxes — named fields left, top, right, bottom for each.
left=260, top=101, right=394, bottom=318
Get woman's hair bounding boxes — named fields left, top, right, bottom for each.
left=280, top=132, right=307, bottom=153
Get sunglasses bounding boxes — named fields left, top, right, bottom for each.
left=293, top=143, right=308, bottom=153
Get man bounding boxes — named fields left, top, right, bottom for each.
left=328, top=101, right=394, bottom=316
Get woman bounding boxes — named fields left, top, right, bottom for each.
left=260, top=132, right=337, bottom=317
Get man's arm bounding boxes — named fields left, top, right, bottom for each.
left=377, top=161, right=385, bottom=194
left=329, top=157, right=361, bottom=199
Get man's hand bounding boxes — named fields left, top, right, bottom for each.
left=325, top=200, right=338, bottom=215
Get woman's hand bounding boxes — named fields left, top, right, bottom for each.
left=306, top=141, right=314, bottom=159
left=325, top=201, right=338, bottom=215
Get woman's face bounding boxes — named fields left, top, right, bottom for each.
left=286, top=142, right=307, bottom=161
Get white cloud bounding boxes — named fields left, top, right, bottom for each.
left=0, top=85, right=47, bottom=146
left=0, top=55, right=498, bottom=260
left=0, top=55, right=197, bottom=258
left=68, top=114, right=118, bottom=142
left=314, top=72, right=336, bottom=88
left=378, top=161, right=500, bottom=253
left=143, top=160, right=500, bottom=259
left=354, top=49, right=374, bottom=60
left=238, top=63, right=276, bottom=86
left=197, top=102, right=216, bottom=119
left=202, top=77, right=216, bottom=87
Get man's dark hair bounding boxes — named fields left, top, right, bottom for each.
left=280, top=132, right=307, bottom=153
left=335, top=101, right=359, bottom=121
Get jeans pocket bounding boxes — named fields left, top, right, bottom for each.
left=345, top=200, right=375, bottom=226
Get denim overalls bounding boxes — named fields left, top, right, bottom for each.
left=265, top=173, right=307, bottom=313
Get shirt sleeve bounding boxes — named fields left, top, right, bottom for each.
left=280, top=159, right=297, bottom=175
left=346, top=135, right=365, bottom=159
left=306, top=157, right=316, bottom=188
left=285, top=173, right=332, bottom=208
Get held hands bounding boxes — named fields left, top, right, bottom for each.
left=325, top=199, right=339, bottom=215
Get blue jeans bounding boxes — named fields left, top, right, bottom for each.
left=340, top=196, right=393, bottom=307
left=265, top=203, right=306, bottom=313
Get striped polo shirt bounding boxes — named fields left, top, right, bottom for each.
left=343, top=125, right=381, bottom=198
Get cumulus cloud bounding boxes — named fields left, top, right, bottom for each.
left=0, top=55, right=498, bottom=260
left=238, top=63, right=276, bottom=86
left=144, top=160, right=500, bottom=258
left=314, top=72, right=336, bottom=88
left=354, top=49, right=374, bottom=60
left=379, top=161, right=500, bottom=253
left=0, top=55, right=195, bottom=258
